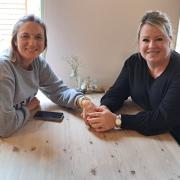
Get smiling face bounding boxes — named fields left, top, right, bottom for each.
left=138, top=24, right=172, bottom=66
left=15, top=21, right=45, bottom=65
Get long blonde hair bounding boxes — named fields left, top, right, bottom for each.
left=10, top=14, right=47, bottom=62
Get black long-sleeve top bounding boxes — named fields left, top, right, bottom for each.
left=101, top=51, right=180, bottom=143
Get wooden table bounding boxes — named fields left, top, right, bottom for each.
left=0, top=92, right=180, bottom=180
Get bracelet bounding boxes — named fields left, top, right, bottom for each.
left=78, top=96, right=91, bottom=108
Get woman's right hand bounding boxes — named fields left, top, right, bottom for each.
left=26, top=97, right=40, bottom=116
left=80, top=99, right=97, bottom=126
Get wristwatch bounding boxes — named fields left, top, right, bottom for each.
left=114, top=114, right=122, bottom=129
left=78, top=96, right=91, bottom=108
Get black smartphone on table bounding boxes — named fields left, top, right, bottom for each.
left=34, top=111, right=64, bottom=123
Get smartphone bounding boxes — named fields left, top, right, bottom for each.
left=34, top=111, right=64, bottom=123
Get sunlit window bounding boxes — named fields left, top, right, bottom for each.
left=0, top=0, right=42, bottom=52
left=175, top=19, right=180, bottom=53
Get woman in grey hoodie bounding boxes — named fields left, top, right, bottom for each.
left=0, top=14, right=95, bottom=137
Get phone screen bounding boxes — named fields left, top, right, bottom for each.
left=34, top=111, right=64, bottom=123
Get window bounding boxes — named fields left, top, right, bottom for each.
left=175, top=19, right=180, bottom=53
left=0, top=0, right=41, bottom=51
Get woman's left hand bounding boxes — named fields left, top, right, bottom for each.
left=86, top=106, right=117, bottom=132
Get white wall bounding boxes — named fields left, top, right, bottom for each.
left=43, top=0, right=180, bottom=89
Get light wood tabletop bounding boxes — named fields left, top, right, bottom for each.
left=0, top=92, right=180, bottom=180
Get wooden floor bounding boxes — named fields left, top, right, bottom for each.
left=0, top=93, right=180, bottom=180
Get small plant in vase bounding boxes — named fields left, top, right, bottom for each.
left=64, top=56, right=81, bottom=89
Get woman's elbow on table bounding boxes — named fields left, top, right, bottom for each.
left=0, top=125, right=17, bottom=138
left=0, top=112, right=25, bottom=138
left=136, top=127, right=168, bottom=136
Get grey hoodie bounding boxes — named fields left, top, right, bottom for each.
left=0, top=49, right=83, bottom=137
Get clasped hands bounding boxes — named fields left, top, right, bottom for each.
left=26, top=96, right=117, bottom=132
left=81, top=102, right=117, bottom=132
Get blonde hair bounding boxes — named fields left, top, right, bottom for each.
left=10, top=14, right=47, bottom=62
left=137, top=10, right=173, bottom=40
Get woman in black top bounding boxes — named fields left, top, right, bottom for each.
left=86, top=10, right=180, bottom=144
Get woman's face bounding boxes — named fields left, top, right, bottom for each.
left=139, top=24, right=171, bottom=65
left=15, top=21, right=45, bottom=63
